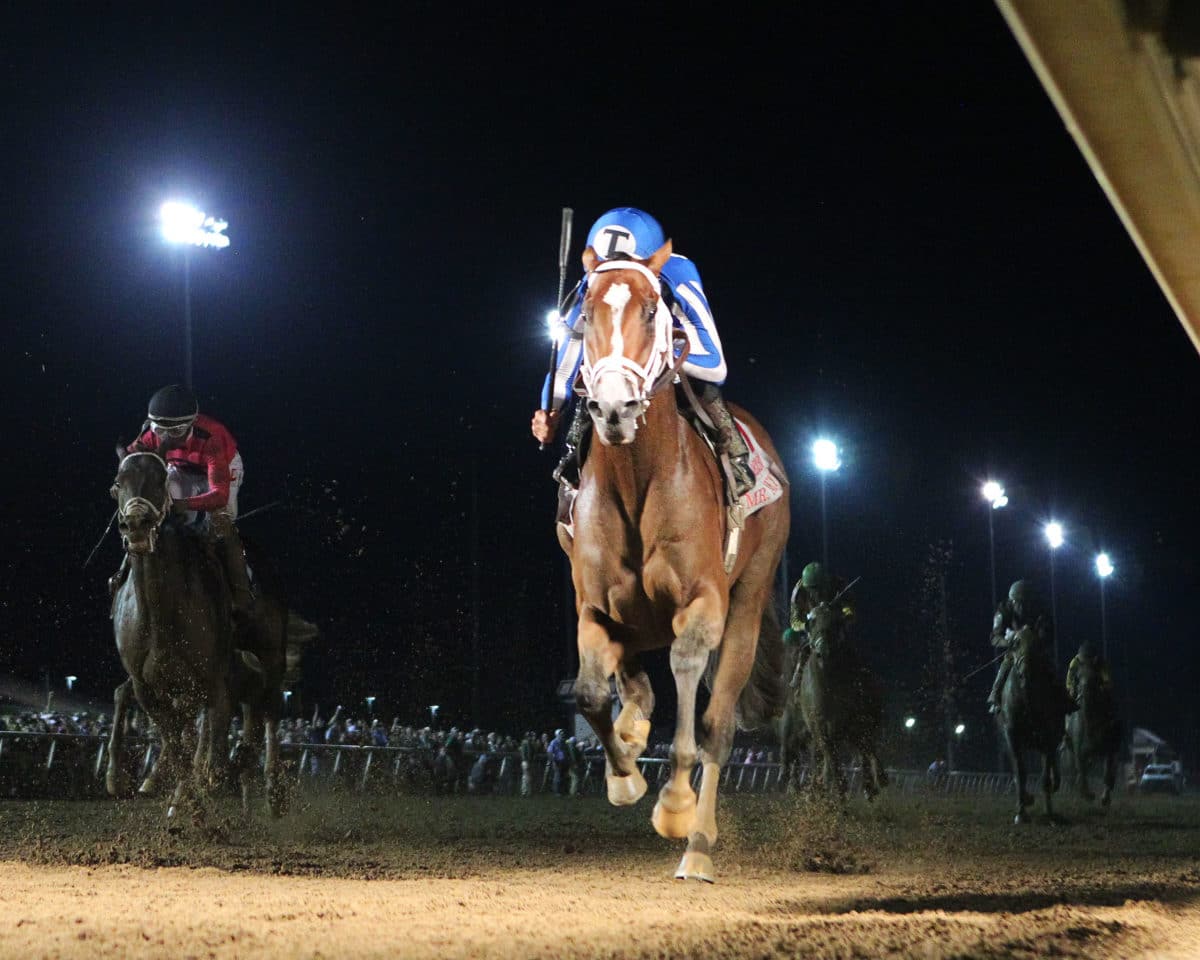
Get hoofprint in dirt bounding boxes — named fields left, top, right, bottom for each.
left=1, top=793, right=1199, bottom=959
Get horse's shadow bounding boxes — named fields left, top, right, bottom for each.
left=769, top=880, right=1200, bottom=916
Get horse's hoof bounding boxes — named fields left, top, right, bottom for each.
left=1013, top=812, right=1027, bottom=825
left=674, top=850, right=715, bottom=883
left=606, top=769, right=647, bottom=807
left=138, top=776, right=161, bottom=797
left=652, top=795, right=697, bottom=840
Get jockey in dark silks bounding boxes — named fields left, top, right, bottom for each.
left=1066, top=640, right=1113, bottom=701
left=784, top=562, right=857, bottom=684
left=530, top=207, right=755, bottom=498
left=987, top=579, right=1068, bottom=714
left=111, top=384, right=253, bottom=620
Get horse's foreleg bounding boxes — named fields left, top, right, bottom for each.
left=237, top=703, right=265, bottom=815
left=575, top=613, right=647, bottom=806
left=1007, top=733, right=1030, bottom=825
left=106, top=679, right=133, bottom=797
left=264, top=704, right=285, bottom=817
left=1101, top=750, right=1116, bottom=807
left=675, top=592, right=759, bottom=883
left=652, top=629, right=707, bottom=841
left=1042, top=751, right=1057, bottom=820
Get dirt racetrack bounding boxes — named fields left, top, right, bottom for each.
left=2, top=789, right=1199, bottom=959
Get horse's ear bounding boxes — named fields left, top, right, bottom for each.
left=115, top=444, right=126, bottom=463
left=646, top=239, right=673, bottom=276
left=581, top=245, right=599, bottom=273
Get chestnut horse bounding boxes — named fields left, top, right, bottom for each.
left=564, top=241, right=789, bottom=882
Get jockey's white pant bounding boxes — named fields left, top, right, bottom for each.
left=168, top=452, right=243, bottom=524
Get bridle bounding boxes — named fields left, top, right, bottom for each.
left=113, top=452, right=173, bottom=554
left=578, top=259, right=685, bottom=414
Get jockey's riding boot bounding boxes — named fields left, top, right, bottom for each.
left=108, top=554, right=130, bottom=597
left=210, top=513, right=254, bottom=621
left=987, top=658, right=1011, bottom=714
left=698, top=384, right=755, bottom=498
left=551, top=403, right=591, bottom=491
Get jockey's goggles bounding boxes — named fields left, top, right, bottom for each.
left=150, top=419, right=194, bottom=439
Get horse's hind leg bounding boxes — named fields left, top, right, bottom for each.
left=575, top=612, right=647, bottom=806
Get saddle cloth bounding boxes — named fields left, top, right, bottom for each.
left=733, top=418, right=785, bottom=517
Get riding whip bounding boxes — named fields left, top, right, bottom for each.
left=541, top=206, right=574, bottom=450
left=82, top=510, right=118, bottom=569
left=236, top=500, right=284, bottom=521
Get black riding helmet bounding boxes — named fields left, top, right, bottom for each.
left=147, top=384, right=198, bottom=425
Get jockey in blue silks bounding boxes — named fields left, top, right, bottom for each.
left=530, top=207, right=755, bottom=496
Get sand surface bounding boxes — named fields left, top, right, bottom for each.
left=1, top=790, right=1198, bottom=958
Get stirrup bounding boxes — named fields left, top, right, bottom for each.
left=731, top=456, right=756, bottom=498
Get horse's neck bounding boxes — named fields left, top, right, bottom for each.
left=588, top=388, right=686, bottom=496
left=127, top=529, right=189, bottom=626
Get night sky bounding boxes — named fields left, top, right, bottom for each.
left=3, top=7, right=1197, bottom=767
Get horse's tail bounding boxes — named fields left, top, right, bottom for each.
left=733, top=594, right=785, bottom=731
left=284, top=611, right=318, bottom=686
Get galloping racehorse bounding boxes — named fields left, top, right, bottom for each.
left=793, top=602, right=887, bottom=800
left=564, top=241, right=789, bottom=882
left=108, top=453, right=296, bottom=818
left=997, top=626, right=1066, bottom=823
left=108, top=451, right=234, bottom=821
left=1062, top=656, right=1120, bottom=806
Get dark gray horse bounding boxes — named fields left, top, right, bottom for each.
left=107, top=530, right=308, bottom=818
left=1062, top=655, right=1120, bottom=806
left=108, top=451, right=234, bottom=821
left=996, top=626, right=1067, bottom=823
left=792, top=602, right=887, bottom=800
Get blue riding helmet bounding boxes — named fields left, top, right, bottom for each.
left=586, top=207, right=665, bottom=260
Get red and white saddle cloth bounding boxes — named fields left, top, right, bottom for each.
left=719, top=417, right=785, bottom=572
left=734, top=418, right=785, bottom=516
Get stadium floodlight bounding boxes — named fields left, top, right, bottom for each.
left=159, top=201, right=230, bottom=249
left=1095, top=552, right=1114, bottom=659
left=812, top=438, right=841, bottom=473
left=1044, top=522, right=1064, bottom=550
left=954, top=723, right=966, bottom=736
left=159, top=200, right=229, bottom=389
left=904, top=716, right=916, bottom=730
left=65, top=675, right=77, bottom=691
left=812, top=437, right=842, bottom=565
left=982, top=480, right=1008, bottom=608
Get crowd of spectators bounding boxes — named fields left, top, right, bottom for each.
left=1, top=706, right=782, bottom=800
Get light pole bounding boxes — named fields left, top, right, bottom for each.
left=283, top=690, right=292, bottom=716
left=1044, top=521, right=1064, bottom=666
left=812, top=438, right=841, bottom=567
left=1095, top=552, right=1114, bottom=659
left=65, top=675, right=77, bottom=692
left=159, top=201, right=230, bottom=389
left=429, top=705, right=440, bottom=726
left=981, top=481, right=1009, bottom=609
left=365, top=695, right=376, bottom=717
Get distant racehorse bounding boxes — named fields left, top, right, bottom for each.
left=792, top=602, right=887, bottom=801
left=1062, top=657, right=1120, bottom=806
left=996, top=626, right=1066, bottom=823
left=563, top=242, right=789, bottom=882
left=107, top=452, right=233, bottom=822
